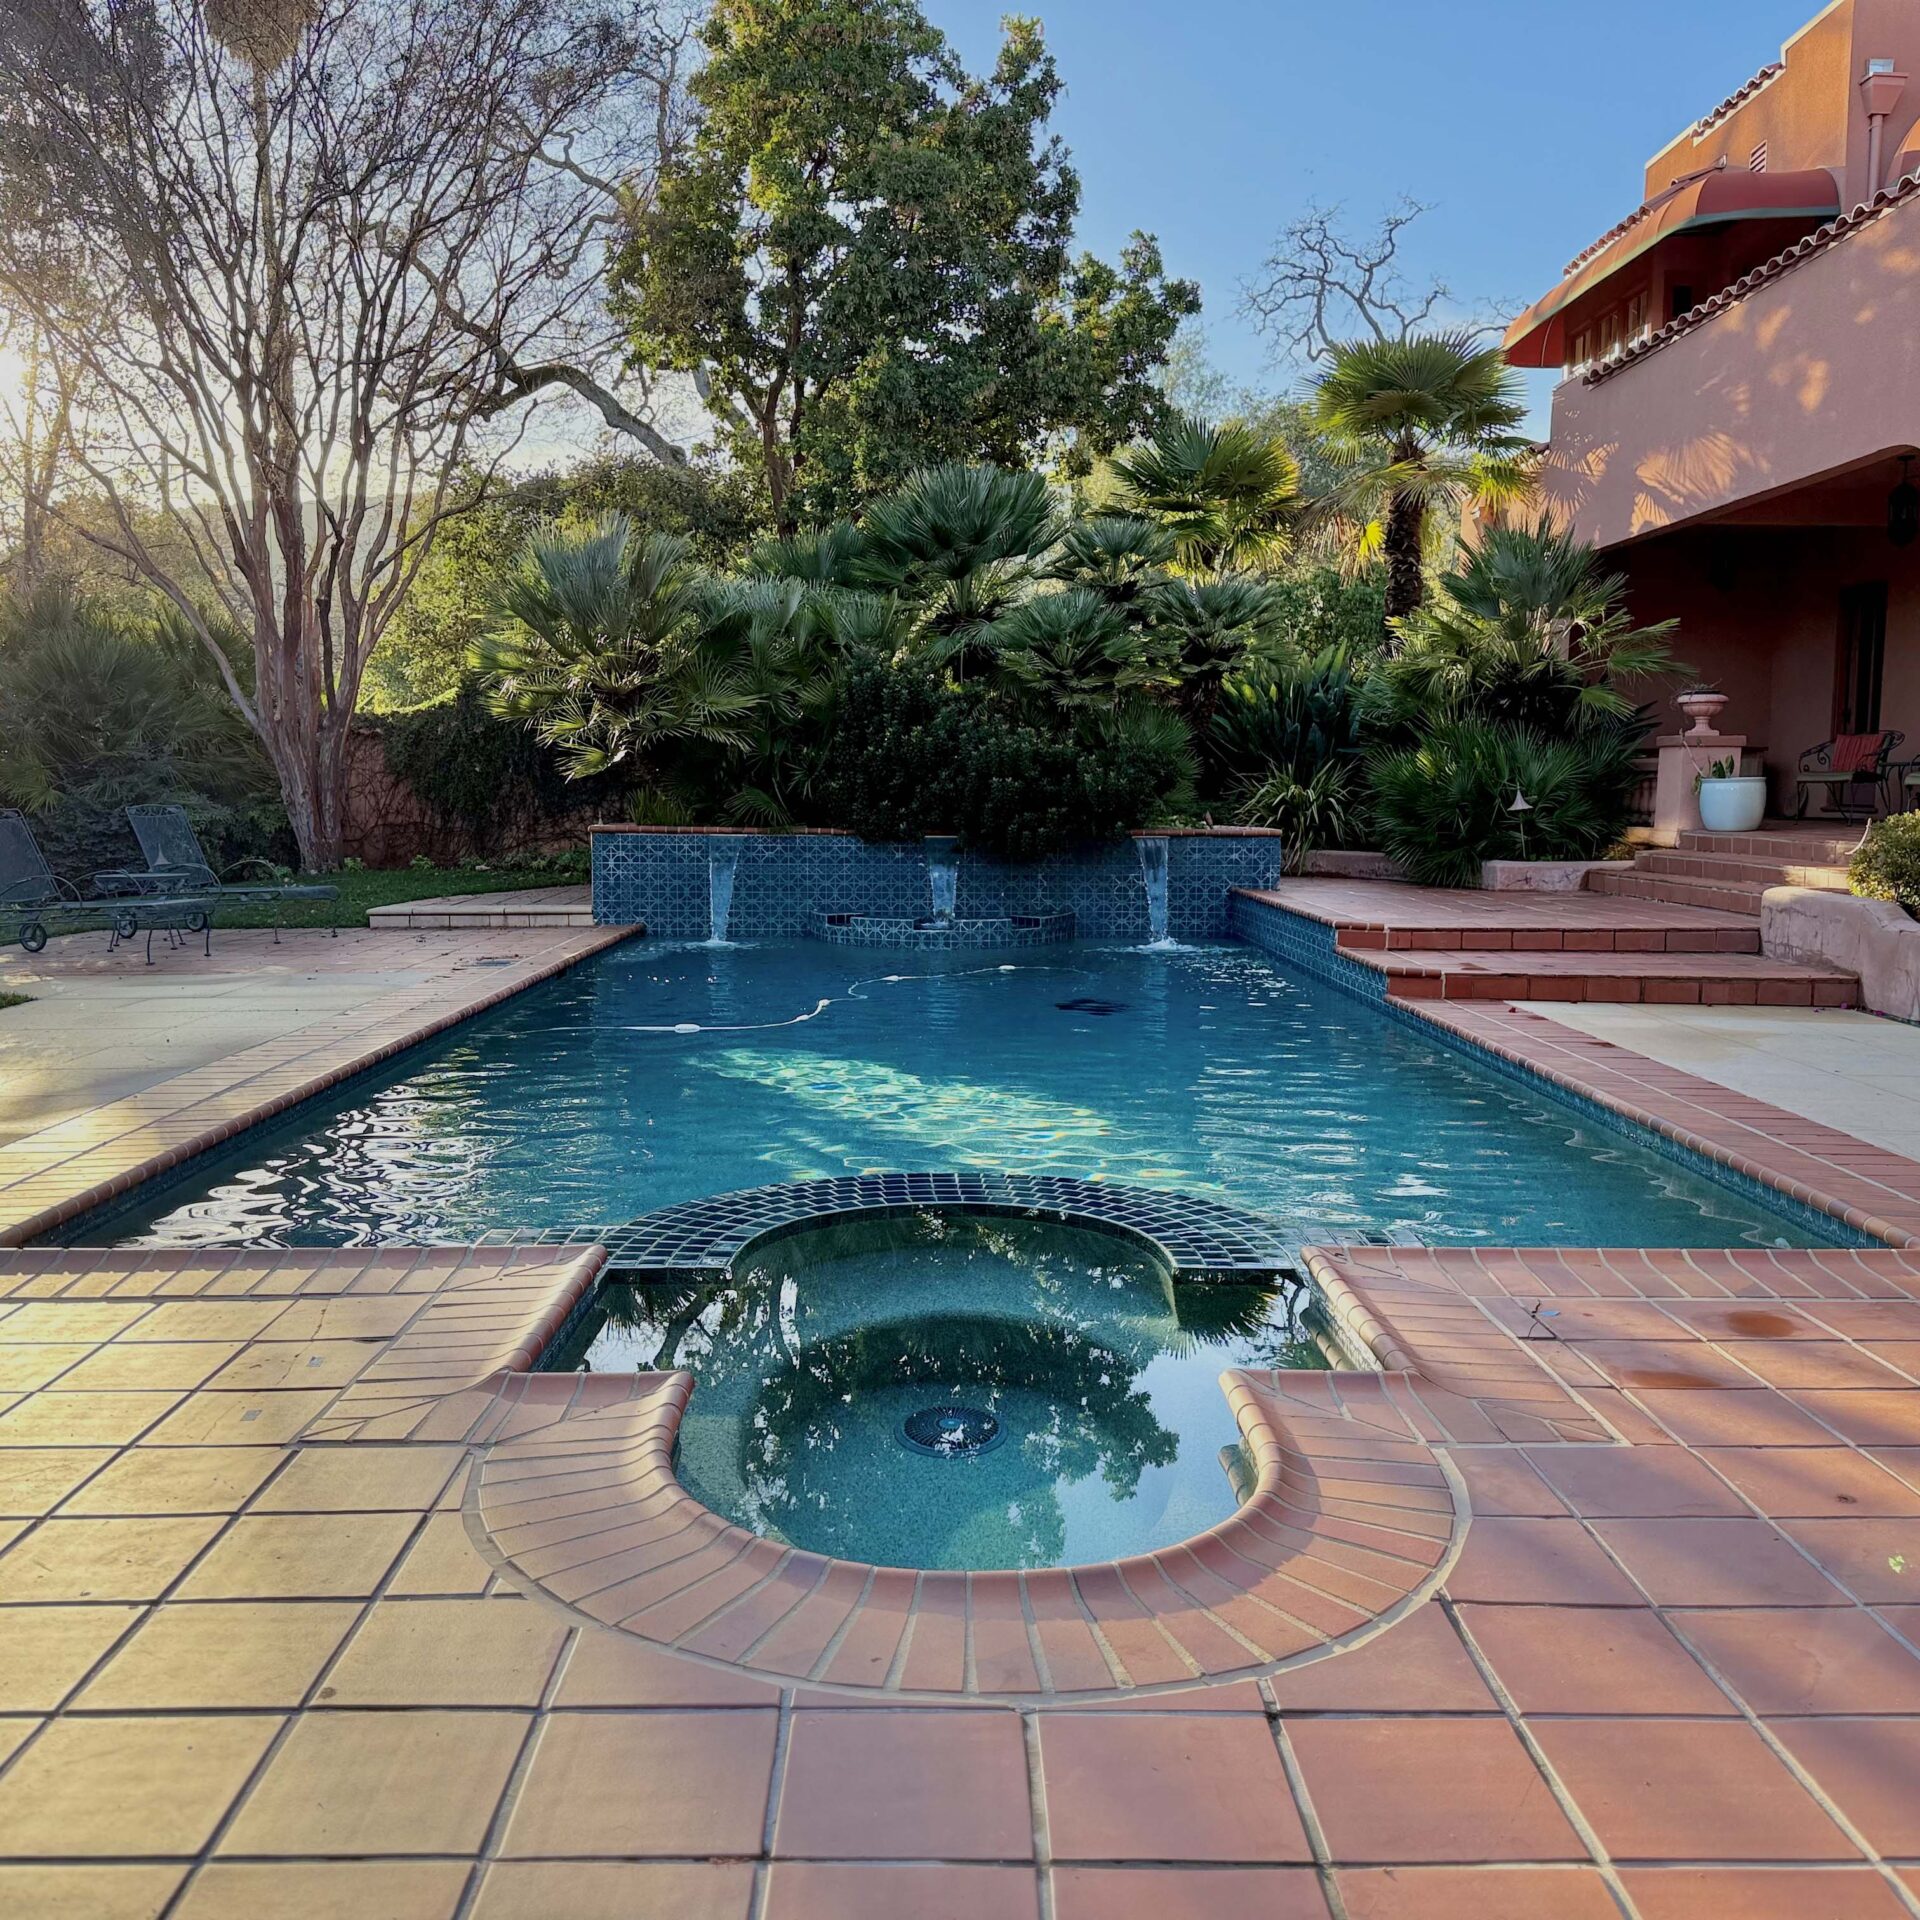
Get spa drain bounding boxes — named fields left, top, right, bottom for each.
left=899, top=1404, right=1004, bottom=1458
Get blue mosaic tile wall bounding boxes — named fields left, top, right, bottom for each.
left=593, top=831, right=1287, bottom=941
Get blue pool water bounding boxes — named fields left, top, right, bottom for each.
left=549, top=1211, right=1328, bottom=1569
left=99, top=939, right=1827, bottom=1249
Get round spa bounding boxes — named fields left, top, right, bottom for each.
left=546, top=1209, right=1329, bottom=1571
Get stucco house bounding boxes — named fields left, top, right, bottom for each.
left=1507, top=0, right=1920, bottom=817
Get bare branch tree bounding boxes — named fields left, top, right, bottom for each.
left=1242, top=199, right=1501, bottom=369
left=0, top=0, right=695, bottom=867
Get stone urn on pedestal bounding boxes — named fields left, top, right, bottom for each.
left=1676, top=686, right=1730, bottom=738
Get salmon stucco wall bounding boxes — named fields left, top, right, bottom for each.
left=1537, top=185, right=1920, bottom=553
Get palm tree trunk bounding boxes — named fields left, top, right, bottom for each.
left=1383, top=488, right=1425, bottom=625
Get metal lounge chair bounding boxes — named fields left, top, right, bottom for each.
left=97, top=804, right=338, bottom=939
left=1794, top=730, right=1905, bottom=820
left=2, top=808, right=216, bottom=961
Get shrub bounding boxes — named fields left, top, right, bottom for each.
left=1367, top=719, right=1643, bottom=888
left=377, top=686, right=621, bottom=856
left=1210, top=648, right=1365, bottom=861
left=817, top=663, right=1180, bottom=860
left=1850, top=813, right=1920, bottom=914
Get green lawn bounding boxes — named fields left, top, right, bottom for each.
left=211, top=861, right=587, bottom=930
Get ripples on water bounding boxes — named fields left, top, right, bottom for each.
left=102, top=941, right=1821, bottom=1249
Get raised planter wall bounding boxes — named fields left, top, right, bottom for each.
left=1762, top=885, right=1920, bottom=1022
left=590, top=828, right=1288, bottom=941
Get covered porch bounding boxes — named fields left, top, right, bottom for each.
left=1612, top=449, right=1920, bottom=820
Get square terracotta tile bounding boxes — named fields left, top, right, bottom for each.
left=252, top=1445, right=464, bottom=1512
left=53, top=1344, right=240, bottom=1392
left=1042, top=1712, right=1310, bottom=1862
left=76, top=1601, right=358, bottom=1709
left=1445, top=1452, right=1566, bottom=1516
left=384, top=1512, right=494, bottom=1597
left=1696, top=1447, right=1920, bottom=1517
left=320, top=1599, right=568, bottom=1706
left=1592, top=1518, right=1847, bottom=1606
left=1289, top=1718, right=1580, bottom=1865
left=221, top=1709, right=528, bottom=1855
left=173, top=1861, right=471, bottom=1920
left=554, top=1626, right=780, bottom=1707
left=1522, top=1447, right=1748, bottom=1518
left=58, top=1447, right=278, bottom=1516
left=1674, top=1607, right=1920, bottom=1714
left=766, top=1864, right=1041, bottom=1920
left=500, top=1710, right=776, bottom=1858
left=1791, top=1392, right=1920, bottom=1448
left=1458, top=1604, right=1732, bottom=1715
left=1532, top=1719, right=1854, bottom=1861
left=0, top=1515, right=221, bottom=1602
left=471, top=1862, right=755, bottom=1920
left=141, top=1389, right=335, bottom=1447
left=1723, top=1343, right=1906, bottom=1390
left=0, top=1715, right=279, bottom=1857
left=1618, top=1868, right=1909, bottom=1919
left=0, top=1449, right=114, bottom=1518
left=174, top=1512, right=415, bottom=1598
left=1771, top=1719, right=1920, bottom=1852
left=1780, top=1517, right=1920, bottom=1602
left=0, top=1866, right=184, bottom=1919
left=0, top=1604, right=141, bottom=1710
left=1441, top=1518, right=1641, bottom=1605
left=1052, top=1866, right=1327, bottom=1920
left=1267, top=1603, right=1493, bottom=1712
left=777, top=1709, right=1032, bottom=1860
left=1337, top=1866, right=1620, bottom=1919
left=0, top=1391, right=181, bottom=1446
left=1631, top=1390, right=1840, bottom=1449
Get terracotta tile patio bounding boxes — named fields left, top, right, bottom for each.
left=0, top=1240, right=1915, bottom=1912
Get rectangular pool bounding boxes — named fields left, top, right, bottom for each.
left=89, top=939, right=1835, bottom=1250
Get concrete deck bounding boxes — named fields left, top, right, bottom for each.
left=3, top=1241, right=1920, bottom=1915
left=0, top=929, right=632, bottom=1249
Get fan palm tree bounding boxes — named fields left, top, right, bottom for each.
left=1047, top=515, right=1177, bottom=626
left=1148, top=576, right=1284, bottom=731
left=992, top=588, right=1172, bottom=713
left=473, top=514, right=761, bottom=778
left=854, top=465, right=1066, bottom=677
left=1309, top=332, right=1533, bottom=623
left=1110, top=414, right=1301, bottom=575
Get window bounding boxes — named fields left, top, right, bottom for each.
left=1669, top=283, right=1695, bottom=320
left=1626, top=290, right=1650, bottom=342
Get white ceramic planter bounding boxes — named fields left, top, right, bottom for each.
left=1698, top=776, right=1768, bottom=832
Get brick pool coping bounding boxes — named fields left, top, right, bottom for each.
left=8, top=1240, right=1920, bottom=1912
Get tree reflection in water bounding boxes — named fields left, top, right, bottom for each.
left=563, top=1211, right=1328, bottom=1569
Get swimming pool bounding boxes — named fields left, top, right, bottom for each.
left=96, top=938, right=1827, bottom=1249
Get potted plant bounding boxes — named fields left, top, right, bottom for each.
left=1676, top=684, right=1730, bottom=737
left=1695, top=755, right=1768, bottom=832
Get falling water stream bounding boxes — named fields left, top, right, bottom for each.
left=1135, top=835, right=1174, bottom=948
left=707, top=841, right=743, bottom=945
left=926, top=837, right=960, bottom=924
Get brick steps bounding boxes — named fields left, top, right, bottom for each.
left=1586, top=868, right=1771, bottom=917
left=1364, top=946, right=1859, bottom=1007
left=1336, top=917, right=1759, bottom=955
left=1585, top=826, right=1859, bottom=915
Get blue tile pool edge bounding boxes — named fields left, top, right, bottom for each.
left=1227, top=891, right=1880, bottom=1251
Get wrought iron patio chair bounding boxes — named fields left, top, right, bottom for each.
left=1794, top=730, right=1905, bottom=821
left=2, top=808, right=216, bottom=961
left=96, top=804, right=338, bottom=940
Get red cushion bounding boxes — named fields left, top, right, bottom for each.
left=1830, top=732, right=1887, bottom=773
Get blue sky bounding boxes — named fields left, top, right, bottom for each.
left=930, top=0, right=1827, bottom=406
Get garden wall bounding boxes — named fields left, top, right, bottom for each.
left=338, top=723, right=598, bottom=867
left=591, top=828, right=1288, bottom=941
